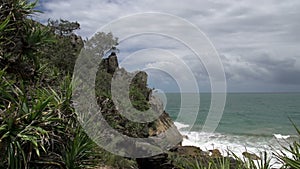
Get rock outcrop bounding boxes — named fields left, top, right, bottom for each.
left=96, top=54, right=240, bottom=169
left=96, top=52, right=182, bottom=148
left=101, top=52, right=119, bottom=74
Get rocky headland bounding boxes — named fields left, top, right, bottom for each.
left=96, top=53, right=240, bottom=169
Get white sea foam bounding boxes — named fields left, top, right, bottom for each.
left=174, top=121, right=189, bottom=130
left=174, top=122, right=293, bottom=169
left=273, top=134, right=290, bottom=139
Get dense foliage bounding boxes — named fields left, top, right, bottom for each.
left=0, top=0, right=119, bottom=168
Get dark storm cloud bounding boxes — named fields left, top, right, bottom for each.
left=252, top=55, right=300, bottom=85
left=273, top=69, right=300, bottom=85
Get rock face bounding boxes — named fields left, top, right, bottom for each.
left=170, top=146, right=204, bottom=157
left=102, top=52, right=119, bottom=74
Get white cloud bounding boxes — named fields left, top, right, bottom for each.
left=38, top=0, right=300, bottom=92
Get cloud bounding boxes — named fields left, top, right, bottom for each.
left=37, top=0, right=300, bottom=92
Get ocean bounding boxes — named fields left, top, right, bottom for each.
left=164, top=93, right=300, bottom=167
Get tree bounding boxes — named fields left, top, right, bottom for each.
left=48, top=19, right=80, bottom=36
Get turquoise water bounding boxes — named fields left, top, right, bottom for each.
left=166, top=93, right=300, bottom=136
left=164, top=93, right=300, bottom=167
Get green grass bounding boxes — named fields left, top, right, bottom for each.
left=171, top=152, right=270, bottom=169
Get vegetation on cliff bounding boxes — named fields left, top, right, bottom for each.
left=0, top=0, right=178, bottom=168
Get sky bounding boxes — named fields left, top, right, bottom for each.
left=35, top=0, right=300, bottom=93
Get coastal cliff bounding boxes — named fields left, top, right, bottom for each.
left=96, top=53, right=240, bottom=169
left=96, top=52, right=182, bottom=141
